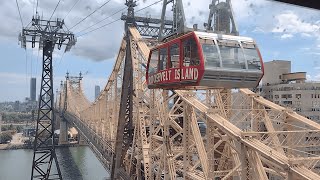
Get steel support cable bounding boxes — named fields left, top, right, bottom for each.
left=33, top=0, right=35, bottom=16
left=77, top=0, right=163, bottom=37
left=69, top=0, right=112, bottom=30
left=36, top=0, right=39, bottom=14
left=77, top=18, right=121, bottom=37
left=49, top=0, right=62, bottom=21
left=136, top=0, right=163, bottom=12
left=75, top=6, right=127, bottom=35
left=16, top=0, right=28, bottom=85
left=63, top=0, right=82, bottom=20
left=15, top=0, right=24, bottom=27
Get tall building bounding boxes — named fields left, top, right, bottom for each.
left=30, top=78, right=36, bottom=101
left=95, top=85, right=100, bottom=100
left=14, top=101, right=20, bottom=112
left=261, top=60, right=320, bottom=123
left=0, top=113, right=2, bottom=133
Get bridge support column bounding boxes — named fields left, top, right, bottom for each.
left=78, top=133, right=86, bottom=145
left=59, top=118, right=69, bottom=145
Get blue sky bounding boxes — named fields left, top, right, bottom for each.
left=0, top=0, right=319, bottom=102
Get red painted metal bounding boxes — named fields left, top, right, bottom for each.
left=146, top=31, right=264, bottom=89
left=147, top=32, right=204, bottom=89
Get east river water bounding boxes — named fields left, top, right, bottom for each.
left=0, top=146, right=110, bottom=180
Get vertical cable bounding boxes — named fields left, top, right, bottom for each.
left=15, top=0, right=24, bottom=27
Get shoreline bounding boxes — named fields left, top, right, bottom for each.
left=0, top=143, right=86, bottom=150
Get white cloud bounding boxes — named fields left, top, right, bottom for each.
left=306, top=74, right=320, bottom=81
left=272, top=11, right=320, bottom=39
left=0, top=0, right=126, bottom=61
left=280, top=34, right=293, bottom=39
left=306, top=74, right=311, bottom=80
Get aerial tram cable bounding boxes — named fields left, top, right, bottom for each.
left=33, top=0, right=35, bottom=16
left=69, top=0, right=112, bottom=30
left=35, top=0, right=39, bottom=14
left=49, top=0, right=62, bottom=21
left=77, top=18, right=121, bottom=37
left=63, top=0, right=82, bottom=20
left=16, top=0, right=30, bottom=87
left=15, top=0, right=24, bottom=27
left=76, top=6, right=127, bottom=35
left=136, top=0, right=163, bottom=12
left=77, top=0, right=163, bottom=37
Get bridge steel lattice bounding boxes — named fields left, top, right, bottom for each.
left=57, top=27, right=320, bottom=179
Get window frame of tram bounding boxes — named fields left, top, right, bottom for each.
left=182, top=37, right=200, bottom=67
left=217, top=40, right=247, bottom=70
left=148, top=49, right=159, bottom=75
left=169, top=43, right=180, bottom=68
left=200, top=38, right=221, bottom=68
left=241, top=42, right=262, bottom=70
left=159, top=48, right=168, bottom=71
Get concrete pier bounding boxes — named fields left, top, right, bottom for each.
left=59, top=117, right=69, bottom=145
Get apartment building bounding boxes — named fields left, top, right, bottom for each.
left=261, top=60, right=320, bottom=123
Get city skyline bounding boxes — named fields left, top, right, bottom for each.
left=0, top=0, right=319, bottom=102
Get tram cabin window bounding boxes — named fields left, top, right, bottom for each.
left=242, top=42, right=262, bottom=70
left=183, top=38, right=200, bottom=67
left=170, top=43, right=180, bottom=68
left=218, top=40, right=246, bottom=69
left=149, top=49, right=159, bottom=74
left=159, top=48, right=168, bottom=70
left=201, top=39, right=220, bottom=67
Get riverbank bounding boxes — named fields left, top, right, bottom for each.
left=0, top=143, right=29, bottom=150
left=0, top=132, right=86, bottom=150
left=0, top=143, right=86, bottom=150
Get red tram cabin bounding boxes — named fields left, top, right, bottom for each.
left=146, top=31, right=264, bottom=89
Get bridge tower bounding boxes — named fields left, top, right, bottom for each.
left=58, top=75, right=68, bottom=145
left=111, top=0, right=136, bottom=178
left=60, top=72, right=84, bottom=145
left=19, top=14, right=76, bottom=179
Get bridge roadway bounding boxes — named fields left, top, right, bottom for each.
left=60, top=111, right=130, bottom=179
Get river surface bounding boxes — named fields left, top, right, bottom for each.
left=0, top=146, right=110, bottom=180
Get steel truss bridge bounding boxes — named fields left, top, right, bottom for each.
left=57, top=27, right=320, bottom=179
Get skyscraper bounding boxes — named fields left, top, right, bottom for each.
left=30, top=78, right=36, bottom=101
left=95, top=85, right=100, bottom=100
left=0, top=113, right=2, bottom=133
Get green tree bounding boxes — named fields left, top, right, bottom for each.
left=16, top=126, right=23, bottom=133
left=0, top=132, right=13, bottom=144
left=8, top=124, right=13, bottom=130
left=1, top=126, right=8, bottom=131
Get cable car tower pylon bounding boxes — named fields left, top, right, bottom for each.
left=159, top=0, right=186, bottom=39
left=159, top=0, right=239, bottom=39
left=207, top=0, right=238, bottom=35
left=19, top=13, right=76, bottom=179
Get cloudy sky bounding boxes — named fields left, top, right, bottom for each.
left=0, top=0, right=319, bottom=102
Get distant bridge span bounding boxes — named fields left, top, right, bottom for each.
left=57, top=27, right=320, bottom=180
